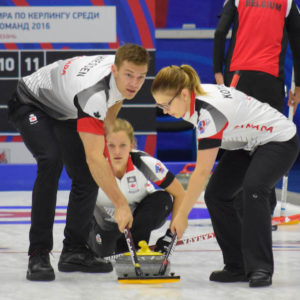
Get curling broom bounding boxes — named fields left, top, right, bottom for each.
left=158, top=231, right=178, bottom=275
left=117, top=226, right=180, bottom=284
left=105, top=231, right=216, bottom=261
left=278, top=69, right=299, bottom=225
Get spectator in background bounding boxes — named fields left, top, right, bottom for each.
left=213, top=0, right=300, bottom=218
left=213, top=0, right=300, bottom=112
left=8, top=44, right=150, bottom=281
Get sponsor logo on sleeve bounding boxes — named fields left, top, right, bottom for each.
left=155, top=162, right=165, bottom=174
left=198, top=119, right=210, bottom=134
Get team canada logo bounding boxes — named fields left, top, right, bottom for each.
left=127, top=176, right=139, bottom=193
left=29, top=114, right=38, bottom=125
left=155, top=162, right=164, bottom=174
left=96, top=233, right=102, bottom=245
left=198, top=119, right=210, bottom=134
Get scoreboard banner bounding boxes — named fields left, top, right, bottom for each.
left=0, top=6, right=116, bottom=43
left=0, top=1, right=156, bottom=164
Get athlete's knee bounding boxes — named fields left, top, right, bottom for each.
left=204, top=184, right=222, bottom=206
left=243, top=180, right=271, bottom=203
left=151, top=191, right=173, bottom=214
left=36, top=150, right=62, bottom=176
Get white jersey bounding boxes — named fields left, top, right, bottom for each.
left=183, top=84, right=297, bottom=151
left=94, top=150, right=175, bottom=223
left=17, top=55, right=123, bottom=121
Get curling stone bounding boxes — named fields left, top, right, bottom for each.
left=115, top=240, right=171, bottom=278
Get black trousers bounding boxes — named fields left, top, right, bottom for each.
left=205, top=135, right=299, bottom=276
left=8, top=97, right=98, bottom=254
left=88, top=191, right=173, bottom=257
left=224, top=70, right=286, bottom=214
left=224, top=70, right=285, bottom=112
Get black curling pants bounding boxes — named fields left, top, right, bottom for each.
left=88, top=190, right=173, bottom=257
left=205, top=135, right=299, bottom=276
left=224, top=70, right=286, bottom=215
left=8, top=98, right=98, bottom=254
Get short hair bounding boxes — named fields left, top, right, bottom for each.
left=114, top=44, right=150, bottom=68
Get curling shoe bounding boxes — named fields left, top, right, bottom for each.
left=209, top=265, right=247, bottom=282
left=26, top=249, right=55, bottom=281
left=249, top=270, right=272, bottom=287
left=58, top=246, right=113, bottom=273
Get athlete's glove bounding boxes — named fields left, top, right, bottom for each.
left=155, top=228, right=174, bottom=254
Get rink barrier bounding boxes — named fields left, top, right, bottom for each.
left=1, top=161, right=299, bottom=193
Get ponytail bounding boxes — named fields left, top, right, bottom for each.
left=151, top=64, right=206, bottom=96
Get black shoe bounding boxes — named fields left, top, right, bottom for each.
left=249, top=270, right=272, bottom=287
left=26, top=249, right=55, bottom=281
left=58, top=246, right=113, bottom=273
left=209, top=265, right=247, bottom=282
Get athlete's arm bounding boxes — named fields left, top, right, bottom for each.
left=104, top=101, right=123, bottom=134
left=170, top=147, right=219, bottom=239
left=79, top=131, right=133, bottom=232
left=213, top=0, right=236, bottom=76
left=287, top=1, right=300, bottom=113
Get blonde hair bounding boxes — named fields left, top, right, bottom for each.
left=151, top=64, right=206, bottom=96
left=109, top=118, right=136, bottom=147
left=115, top=44, right=150, bottom=68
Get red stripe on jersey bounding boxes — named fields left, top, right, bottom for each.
left=126, top=156, right=135, bottom=172
left=77, top=117, right=105, bottom=135
left=230, top=0, right=287, bottom=77
left=198, top=121, right=228, bottom=141
left=154, top=175, right=166, bottom=187
left=190, top=92, right=195, bottom=117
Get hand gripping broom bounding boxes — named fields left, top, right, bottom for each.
left=117, top=226, right=180, bottom=284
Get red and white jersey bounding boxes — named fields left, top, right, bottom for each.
left=17, top=55, right=123, bottom=124
left=95, top=150, right=175, bottom=220
left=183, top=84, right=297, bottom=151
left=213, top=0, right=300, bottom=85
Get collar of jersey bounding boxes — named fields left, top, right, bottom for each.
left=126, top=155, right=135, bottom=173
left=110, top=73, right=124, bottom=102
left=189, top=91, right=195, bottom=117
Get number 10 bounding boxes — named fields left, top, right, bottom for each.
left=0, top=57, right=15, bottom=72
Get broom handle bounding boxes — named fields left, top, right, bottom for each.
left=105, top=231, right=215, bottom=261
left=124, top=226, right=143, bottom=277
left=158, top=232, right=177, bottom=275
left=280, top=69, right=295, bottom=218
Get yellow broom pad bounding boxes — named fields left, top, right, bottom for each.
left=118, top=276, right=180, bottom=284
